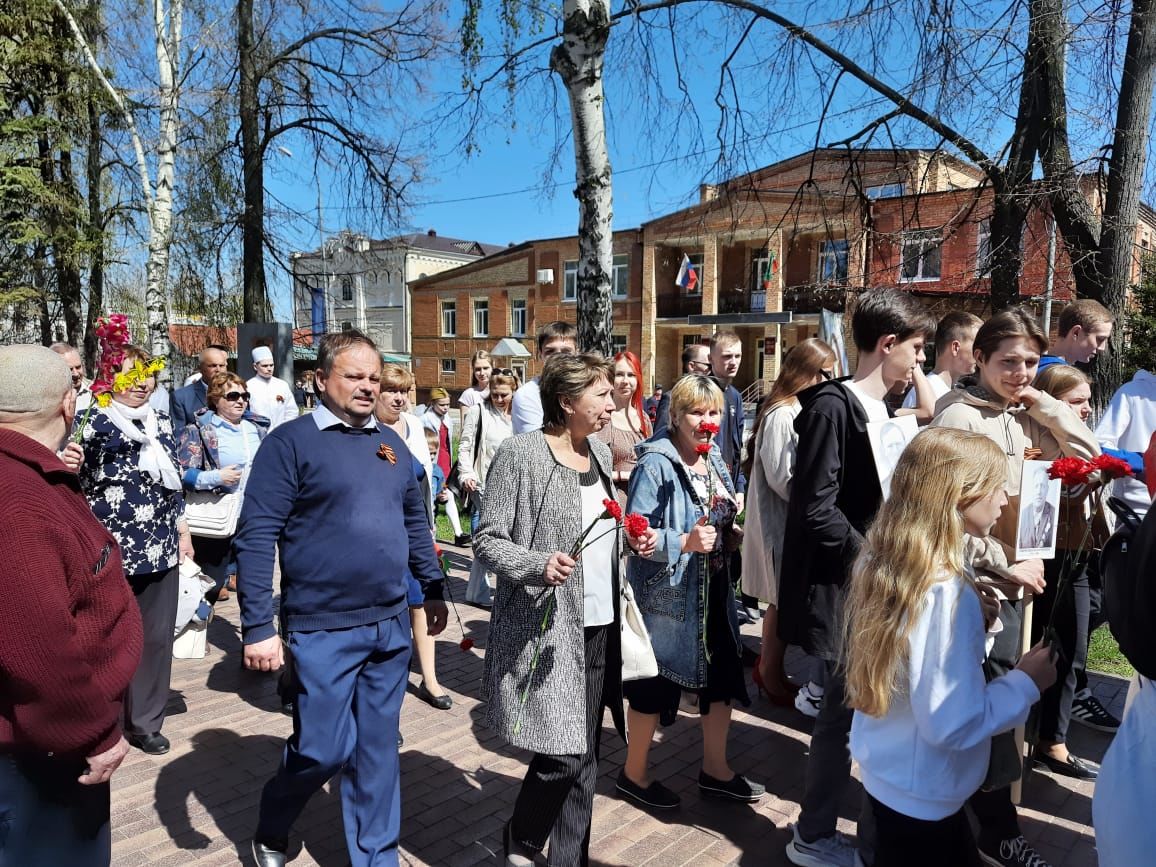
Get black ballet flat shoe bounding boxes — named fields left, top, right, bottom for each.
left=416, top=681, right=453, bottom=710
left=615, top=772, right=681, bottom=809
left=697, top=771, right=765, bottom=802
left=1032, top=750, right=1098, bottom=780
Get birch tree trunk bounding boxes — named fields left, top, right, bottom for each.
left=550, top=0, right=614, bottom=356
left=145, top=0, right=181, bottom=363
left=55, top=0, right=180, bottom=364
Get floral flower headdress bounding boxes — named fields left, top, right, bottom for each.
left=73, top=314, right=165, bottom=441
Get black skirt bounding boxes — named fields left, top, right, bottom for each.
left=624, top=556, right=749, bottom=723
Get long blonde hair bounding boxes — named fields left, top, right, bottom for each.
left=843, top=427, right=1007, bottom=717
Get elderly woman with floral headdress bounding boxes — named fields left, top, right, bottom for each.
left=74, top=345, right=193, bottom=757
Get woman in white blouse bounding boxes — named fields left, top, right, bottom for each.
left=458, top=349, right=493, bottom=409
left=742, top=338, right=835, bottom=707
left=459, top=370, right=518, bottom=605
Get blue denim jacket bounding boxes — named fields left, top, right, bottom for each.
left=625, top=433, right=739, bottom=688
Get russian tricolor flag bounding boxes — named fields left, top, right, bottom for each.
left=675, top=254, right=698, bottom=292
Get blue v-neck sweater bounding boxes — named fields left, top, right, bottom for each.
left=235, top=414, right=443, bottom=644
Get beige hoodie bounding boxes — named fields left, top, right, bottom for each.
left=930, top=379, right=1099, bottom=598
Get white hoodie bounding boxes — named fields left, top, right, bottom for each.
left=850, top=573, right=1040, bottom=821
left=1095, top=369, right=1156, bottom=517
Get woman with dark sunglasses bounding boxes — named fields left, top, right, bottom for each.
left=176, top=371, right=270, bottom=604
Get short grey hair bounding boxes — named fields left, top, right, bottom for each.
left=0, top=345, right=71, bottom=420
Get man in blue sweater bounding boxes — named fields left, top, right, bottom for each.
left=235, top=330, right=447, bottom=867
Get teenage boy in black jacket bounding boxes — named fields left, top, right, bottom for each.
left=781, top=289, right=934, bottom=867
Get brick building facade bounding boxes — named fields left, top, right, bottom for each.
left=409, top=231, right=644, bottom=398
left=409, top=148, right=1156, bottom=403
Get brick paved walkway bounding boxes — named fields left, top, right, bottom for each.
left=112, top=546, right=1124, bottom=866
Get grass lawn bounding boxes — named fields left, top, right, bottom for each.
left=1088, top=625, right=1136, bottom=679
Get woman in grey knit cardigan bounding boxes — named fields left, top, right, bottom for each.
left=474, top=353, right=657, bottom=867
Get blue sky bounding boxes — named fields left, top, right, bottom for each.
left=260, top=0, right=1137, bottom=321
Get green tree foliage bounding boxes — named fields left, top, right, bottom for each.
left=1124, top=256, right=1156, bottom=377
left=0, top=0, right=95, bottom=341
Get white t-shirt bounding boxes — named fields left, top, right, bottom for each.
left=901, top=374, right=951, bottom=410
left=843, top=380, right=889, bottom=423
left=579, top=474, right=615, bottom=627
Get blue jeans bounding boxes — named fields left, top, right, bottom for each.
left=0, top=753, right=110, bottom=867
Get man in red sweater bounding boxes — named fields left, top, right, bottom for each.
left=0, top=344, right=143, bottom=866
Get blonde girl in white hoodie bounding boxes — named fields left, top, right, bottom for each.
left=845, top=427, right=1056, bottom=867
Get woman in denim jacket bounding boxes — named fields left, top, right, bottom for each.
left=176, top=371, right=269, bottom=603
left=618, top=374, right=765, bottom=810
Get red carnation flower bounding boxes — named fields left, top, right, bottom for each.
left=695, top=443, right=711, bottom=455
left=1090, top=453, right=1133, bottom=480
left=624, top=513, right=650, bottom=538
left=1048, top=456, right=1094, bottom=486
left=602, top=497, right=624, bottom=522
left=460, top=638, right=475, bottom=652
left=698, top=422, right=720, bottom=436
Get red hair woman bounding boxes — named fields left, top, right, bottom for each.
left=596, top=350, right=651, bottom=504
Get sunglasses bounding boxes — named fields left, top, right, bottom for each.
left=494, top=368, right=515, bottom=376
left=225, top=391, right=250, bottom=402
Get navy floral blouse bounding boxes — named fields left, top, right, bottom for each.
left=77, top=408, right=185, bottom=577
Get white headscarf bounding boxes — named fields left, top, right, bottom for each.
left=103, top=400, right=183, bottom=490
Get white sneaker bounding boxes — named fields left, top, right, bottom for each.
left=785, top=825, right=858, bottom=867
left=795, top=681, right=823, bottom=719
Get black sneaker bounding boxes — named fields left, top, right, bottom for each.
left=978, top=835, right=1052, bottom=867
left=1070, top=688, right=1121, bottom=732
left=697, top=771, right=765, bottom=802
left=615, top=772, right=681, bottom=809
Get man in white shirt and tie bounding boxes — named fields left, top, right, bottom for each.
left=247, top=346, right=297, bottom=429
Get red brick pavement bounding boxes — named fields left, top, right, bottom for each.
left=112, top=547, right=1121, bottom=866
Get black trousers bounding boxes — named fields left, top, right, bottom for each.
left=968, top=599, right=1022, bottom=843
left=1074, top=559, right=1106, bottom=694
left=125, top=566, right=179, bottom=737
left=1031, top=557, right=1091, bottom=744
left=510, top=625, right=608, bottom=867
left=190, top=534, right=233, bottom=603
left=868, top=795, right=981, bottom=867
left=0, top=753, right=110, bottom=867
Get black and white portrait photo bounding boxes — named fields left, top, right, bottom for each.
left=1016, top=460, right=1062, bottom=560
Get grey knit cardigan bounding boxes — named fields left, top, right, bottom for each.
left=474, top=429, right=625, bottom=755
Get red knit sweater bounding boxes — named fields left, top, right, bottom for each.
left=0, top=429, right=142, bottom=758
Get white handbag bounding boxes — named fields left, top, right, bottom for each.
left=620, top=579, right=659, bottom=681
left=184, top=490, right=242, bottom=538
left=183, top=421, right=252, bottom=538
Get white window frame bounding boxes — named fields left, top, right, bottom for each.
left=440, top=358, right=456, bottom=376
left=866, top=182, right=905, bottom=200
left=472, top=298, right=489, bottom=337
left=340, top=320, right=353, bottom=331
left=976, top=219, right=992, bottom=277
left=611, top=254, right=630, bottom=299
left=340, top=276, right=354, bottom=302
left=900, top=230, right=943, bottom=282
left=562, top=260, right=578, bottom=302
left=440, top=300, right=456, bottom=336
left=818, top=240, right=850, bottom=282
left=975, top=219, right=1025, bottom=277
left=510, top=296, right=527, bottom=337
